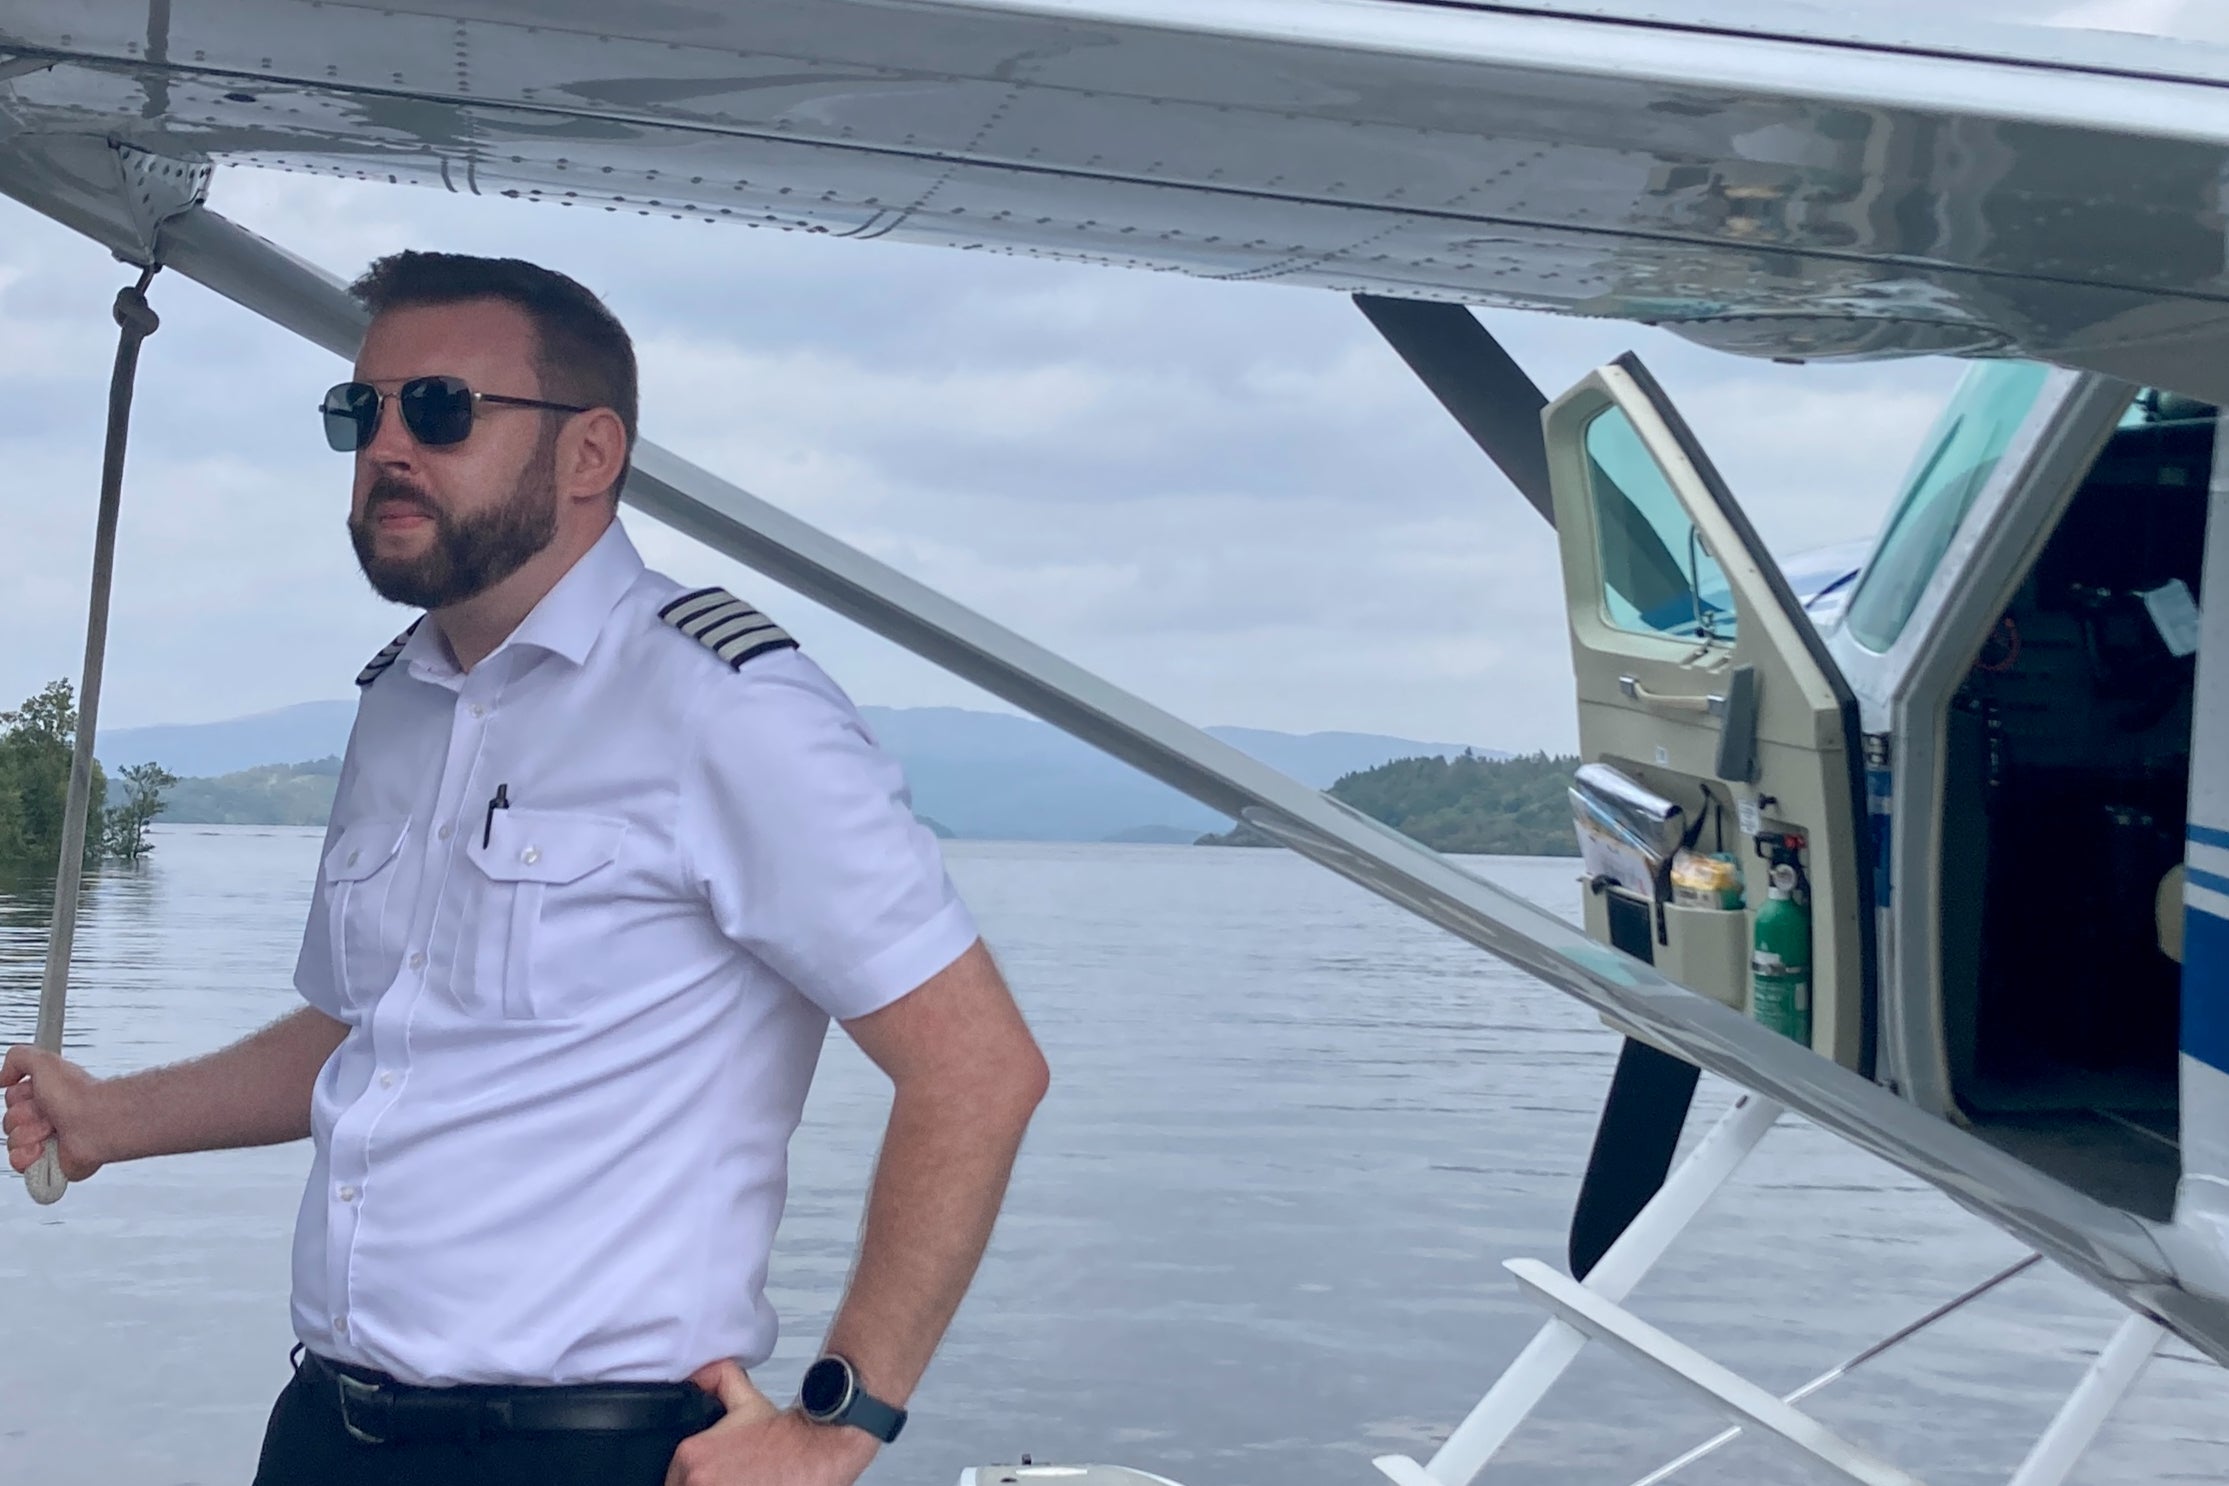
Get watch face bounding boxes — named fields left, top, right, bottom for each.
left=800, top=1357, right=853, bottom=1419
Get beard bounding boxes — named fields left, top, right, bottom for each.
left=349, top=435, right=559, bottom=610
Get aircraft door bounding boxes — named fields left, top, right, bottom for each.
left=1548, top=355, right=1871, bottom=1069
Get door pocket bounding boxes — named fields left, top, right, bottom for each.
left=464, top=810, right=626, bottom=1019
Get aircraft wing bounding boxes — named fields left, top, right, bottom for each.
left=8, top=1, right=2229, bottom=397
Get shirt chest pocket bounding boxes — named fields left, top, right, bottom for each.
left=323, top=819, right=412, bottom=1012
left=463, top=809, right=629, bottom=1020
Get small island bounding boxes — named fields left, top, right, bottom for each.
left=1197, top=750, right=1579, bottom=856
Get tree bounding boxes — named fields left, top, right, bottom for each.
left=103, top=762, right=179, bottom=863
left=0, top=681, right=113, bottom=874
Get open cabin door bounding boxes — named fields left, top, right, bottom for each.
left=1549, top=355, right=1872, bottom=1070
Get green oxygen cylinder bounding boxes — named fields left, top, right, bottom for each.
left=1750, top=863, right=1812, bottom=1045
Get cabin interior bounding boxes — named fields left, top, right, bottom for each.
left=1941, top=391, right=2209, bottom=1221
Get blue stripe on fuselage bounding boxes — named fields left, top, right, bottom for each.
left=2187, top=902, right=2229, bottom=1076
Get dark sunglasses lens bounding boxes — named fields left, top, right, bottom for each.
left=400, top=376, right=475, bottom=447
left=320, top=383, right=378, bottom=452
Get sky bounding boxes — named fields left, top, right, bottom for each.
left=0, top=167, right=1967, bottom=755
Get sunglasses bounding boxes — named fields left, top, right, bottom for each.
left=320, top=375, right=590, bottom=452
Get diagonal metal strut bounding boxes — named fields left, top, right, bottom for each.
left=1352, top=294, right=1555, bottom=525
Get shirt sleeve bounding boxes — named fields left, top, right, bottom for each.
left=681, top=650, right=979, bottom=1021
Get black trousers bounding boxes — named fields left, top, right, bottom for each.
left=251, top=1356, right=720, bottom=1486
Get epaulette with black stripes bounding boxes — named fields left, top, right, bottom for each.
left=355, top=619, right=421, bottom=688
left=658, top=587, right=798, bottom=669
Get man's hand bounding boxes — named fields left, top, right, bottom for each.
left=2, top=1047, right=109, bottom=1181
left=666, top=1360, right=878, bottom=1486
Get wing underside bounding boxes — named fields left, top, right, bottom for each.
left=8, top=1, right=2229, bottom=395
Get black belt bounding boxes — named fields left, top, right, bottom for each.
left=295, top=1348, right=725, bottom=1446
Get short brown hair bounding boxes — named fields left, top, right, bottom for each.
left=349, top=251, right=638, bottom=499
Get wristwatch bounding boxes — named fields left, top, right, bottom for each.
left=798, top=1354, right=907, bottom=1442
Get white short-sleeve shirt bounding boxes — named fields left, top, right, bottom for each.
left=289, top=520, right=978, bottom=1386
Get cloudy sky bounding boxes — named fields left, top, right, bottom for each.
left=0, top=167, right=1965, bottom=756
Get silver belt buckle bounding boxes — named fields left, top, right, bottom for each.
left=333, top=1370, right=391, bottom=1446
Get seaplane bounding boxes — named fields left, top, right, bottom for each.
left=4, top=3, right=2226, bottom=1484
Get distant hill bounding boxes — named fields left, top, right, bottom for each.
left=103, top=701, right=358, bottom=779
left=160, top=757, right=343, bottom=827
left=1200, top=752, right=1581, bottom=856
left=109, top=701, right=1502, bottom=841
left=855, top=706, right=1499, bottom=841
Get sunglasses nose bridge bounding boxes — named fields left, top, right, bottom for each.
left=359, top=388, right=416, bottom=456
left=352, top=386, right=441, bottom=459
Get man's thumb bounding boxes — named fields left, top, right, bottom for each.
left=689, top=1359, right=777, bottom=1423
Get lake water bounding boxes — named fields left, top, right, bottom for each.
left=0, top=828, right=2221, bottom=1485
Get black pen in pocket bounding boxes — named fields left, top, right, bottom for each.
left=483, top=783, right=510, bottom=848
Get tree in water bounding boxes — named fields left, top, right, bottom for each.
left=0, top=681, right=172, bottom=872
left=104, top=762, right=179, bottom=863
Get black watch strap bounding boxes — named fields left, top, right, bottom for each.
left=838, top=1386, right=906, bottom=1443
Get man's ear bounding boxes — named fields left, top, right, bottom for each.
left=561, top=407, right=629, bottom=505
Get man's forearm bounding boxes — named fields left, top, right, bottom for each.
left=820, top=1066, right=1044, bottom=1409
left=96, top=1006, right=347, bottom=1164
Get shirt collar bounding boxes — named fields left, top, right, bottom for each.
left=400, top=520, right=645, bottom=683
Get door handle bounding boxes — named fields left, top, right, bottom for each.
left=1618, top=675, right=1725, bottom=718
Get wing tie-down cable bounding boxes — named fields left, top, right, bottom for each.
left=24, top=265, right=161, bottom=1205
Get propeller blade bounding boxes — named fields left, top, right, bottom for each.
left=1570, top=1038, right=1702, bottom=1278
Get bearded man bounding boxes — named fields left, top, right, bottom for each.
left=4, top=251, right=1048, bottom=1486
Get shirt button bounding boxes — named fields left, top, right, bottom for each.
left=337, top=1185, right=358, bottom=1203
left=437, top=822, right=454, bottom=841
left=521, top=846, right=541, bottom=866
left=379, top=1072, right=396, bottom=1089
left=408, top=952, right=427, bottom=971
left=469, top=703, right=488, bottom=719
left=345, top=850, right=361, bottom=867
left=333, top=1316, right=349, bottom=1335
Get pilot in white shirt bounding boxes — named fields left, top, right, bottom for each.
left=296, top=517, right=980, bottom=1387
left=3, top=250, right=1049, bottom=1486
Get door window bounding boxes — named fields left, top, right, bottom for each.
left=1584, top=405, right=1736, bottom=644
left=1843, top=360, right=2050, bottom=652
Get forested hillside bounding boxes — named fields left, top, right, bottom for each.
left=1200, top=751, right=1580, bottom=856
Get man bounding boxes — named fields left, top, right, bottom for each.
left=3, top=251, right=1050, bottom=1486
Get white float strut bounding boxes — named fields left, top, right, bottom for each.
left=1625, top=1253, right=2042, bottom=1486
left=1374, top=1092, right=1783, bottom=1486
left=1507, top=1258, right=1930, bottom=1486
left=2003, top=1313, right=2166, bottom=1486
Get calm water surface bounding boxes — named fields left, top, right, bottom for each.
left=0, top=829, right=2221, bottom=1484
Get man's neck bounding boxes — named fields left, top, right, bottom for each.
left=432, top=518, right=610, bottom=672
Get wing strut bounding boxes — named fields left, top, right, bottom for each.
left=1351, top=295, right=1555, bottom=525
left=7, top=166, right=2212, bottom=1359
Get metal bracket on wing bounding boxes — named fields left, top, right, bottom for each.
left=3, top=185, right=2207, bottom=1360
left=0, top=135, right=210, bottom=268
left=113, top=141, right=211, bottom=264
